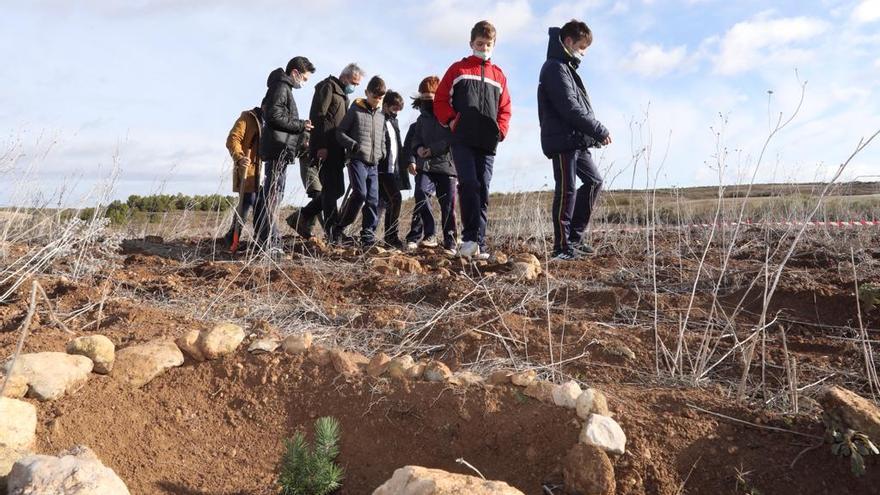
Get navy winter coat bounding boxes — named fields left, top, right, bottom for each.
left=537, top=27, right=609, bottom=158
left=260, top=68, right=308, bottom=162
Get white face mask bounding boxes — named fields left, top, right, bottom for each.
left=473, top=49, right=492, bottom=60
left=291, top=72, right=303, bottom=89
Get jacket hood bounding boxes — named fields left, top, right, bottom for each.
left=266, top=67, right=293, bottom=88
left=418, top=105, right=435, bottom=118
left=354, top=98, right=378, bottom=111
left=547, top=27, right=578, bottom=68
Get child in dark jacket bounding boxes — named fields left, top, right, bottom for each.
left=334, top=76, right=387, bottom=246
left=376, top=90, right=410, bottom=250
left=404, top=76, right=458, bottom=254
left=538, top=20, right=612, bottom=260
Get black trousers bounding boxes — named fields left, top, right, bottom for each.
left=551, top=148, right=602, bottom=252
left=377, top=173, right=402, bottom=242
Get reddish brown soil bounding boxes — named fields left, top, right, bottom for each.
left=3, top=228, right=880, bottom=494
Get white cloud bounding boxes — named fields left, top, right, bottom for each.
left=624, top=43, right=688, bottom=77
left=852, top=0, right=880, bottom=24
left=714, top=16, right=829, bottom=75
left=417, top=0, right=535, bottom=47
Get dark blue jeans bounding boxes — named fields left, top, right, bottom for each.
left=551, top=148, right=602, bottom=252
left=406, top=172, right=457, bottom=248
left=451, top=144, right=493, bottom=249
left=337, top=159, right=379, bottom=243
left=224, top=192, right=257, bottom=242
left=254, top=159, right=289, bottom=248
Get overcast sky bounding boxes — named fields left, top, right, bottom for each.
left=1, top=0, right=879, bottom=207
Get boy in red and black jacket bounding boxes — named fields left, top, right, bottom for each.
left=435, top=20, right=511, bottom=260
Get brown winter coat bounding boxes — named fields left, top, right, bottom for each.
left=226, top=108, right=262, bottom=193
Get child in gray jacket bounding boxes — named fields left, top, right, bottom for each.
left=333, top=76, right=387, bottom=246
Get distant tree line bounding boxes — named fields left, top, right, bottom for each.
left=77, top=193, right=237, bottom=224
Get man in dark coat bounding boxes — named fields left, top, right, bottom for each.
left=254, top=56, right=315, bottom=255
left=308, top=63, right=365, bottom=239
left=538, top=20, right=612, bottom=260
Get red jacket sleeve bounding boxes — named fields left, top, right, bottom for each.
left=497, top=69, right=512, bottom=140
left=434, top=63, right=458, bottom=126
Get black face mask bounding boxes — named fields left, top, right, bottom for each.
left=419, top=100, right=434, bottom=113
left=385, top=111, right=398, bottom=120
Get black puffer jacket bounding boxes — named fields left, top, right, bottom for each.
left=260, top=68, right=308, bottom=162
left=336, top=99, right=386, bottom=165
left=537, top=27, right=609, bottom=158
left=406, top=105, right=456, bottom=177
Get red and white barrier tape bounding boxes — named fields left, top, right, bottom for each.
left=592, top=219, right=880, bottom=234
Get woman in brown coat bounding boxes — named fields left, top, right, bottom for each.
left=224, top=107, right=262, bottom=247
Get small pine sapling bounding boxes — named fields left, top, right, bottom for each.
left=278, top=416, right=344, bottom=495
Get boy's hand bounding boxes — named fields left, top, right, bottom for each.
left=417, top=147, right=432, bottom=158
left=408, top=163, right=417, bottom=175
left=602, top=134, right=613, bottom=146
left=303, top=119, right=314, bottom=131
left=235, top=157, right=250, bottom=173
left=316, top=148, right=328, bottom=160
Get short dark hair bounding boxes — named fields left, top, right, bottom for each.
left=471, top=20, right=496, bottom=42
left=366, top=76, right=386, bottom=96
left=560, top=20, right=592, bottom=46
left=286, top=56, right=315, bottom=75
left=384, top=90, right=404, bottom=108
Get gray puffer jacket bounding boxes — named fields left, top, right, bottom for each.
left=336, top=98, right=386, bottom=165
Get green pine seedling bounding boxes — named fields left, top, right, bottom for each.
left=278, top=417, right=344, bottom=495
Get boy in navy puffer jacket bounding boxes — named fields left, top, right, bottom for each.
left=538, top=20, right=612, bottom=260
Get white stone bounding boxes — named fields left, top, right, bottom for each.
left=4, top=353, right=93, bottom=401
left=248, top=338, right=280, bottom=354
left=552, top=380, right=582, bottom=409
left=579, top=414, right=626, bottom=455
left=281, top=333, right=313, bottom=355
left=576, top=388, right=609, bottom=419
left=372, top=466, right=525, bottom=495
left=112, top=340, right=184, bottom=388
left=510, top=370, right=537, bottom=387
left=7, top=445, right=131, bottom=495
left=424, top=361, right=452, bottom=382
left=0, top=398, right=37, bottom=450
left=1, top=445, right=32, bottom=492
left=199, top=323, right=245, bottom=360
left=66, top=335, right=115, bottom=374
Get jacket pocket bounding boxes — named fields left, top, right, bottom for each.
left=454, top=107, right=500, bottom=154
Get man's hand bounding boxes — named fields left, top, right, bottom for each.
left=417, top=147, right=431, bottom=158
left=602, top=134, right=613, bottom=146
left=235, top=157, right=250, bottom=174
left=303, top=119, right=314, bottom=132
left=316, top=148, right=328, bottom=160
left=408, top=163, right=417, bottom=176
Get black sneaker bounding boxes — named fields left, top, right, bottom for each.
left=552, top=249, right=581, bottom=261
left=384, top=238, right=405, bottom=251
left=571, top=243, right=596, bottom=256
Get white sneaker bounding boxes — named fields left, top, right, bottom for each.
left=458, top=241, right=479, bottom=258
left=420, top=236, right=439, bottom=248
left=405, top=241, right=418, bottom=251
left=474, top=251, right=490, bottom=261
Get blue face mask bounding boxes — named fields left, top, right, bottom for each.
left=344, top=84, right=356, bottom=95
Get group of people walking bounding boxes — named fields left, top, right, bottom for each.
left=225, top=19, right=611, bottom=261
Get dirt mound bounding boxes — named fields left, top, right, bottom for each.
left=38, top=353, right=580, bottom=494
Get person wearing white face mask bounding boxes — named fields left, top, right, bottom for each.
left=538, top=20, right=612, bottom=261
left=255, top=56, right=315, bottom=257
left=435, top=20, right=512, bottom=261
